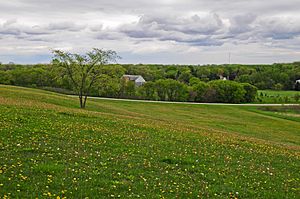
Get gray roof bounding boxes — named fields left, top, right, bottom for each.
left=123, top=75, right=146, bottom=82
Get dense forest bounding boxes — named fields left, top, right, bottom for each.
left=0, top=62, right=300, bottom=103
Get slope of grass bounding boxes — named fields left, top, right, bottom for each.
left=258, top=90, right=300, bottom=104
left=260, top=90, right=300, bottom=97
left=0, top=85, right=299, bottom=198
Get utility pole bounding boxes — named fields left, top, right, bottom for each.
left=228, top=52, right=231, bottom=65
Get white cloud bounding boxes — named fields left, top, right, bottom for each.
left=0, top=0, right=300, bottom=64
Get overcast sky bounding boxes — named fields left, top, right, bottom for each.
left=0, top=0, right=300, bottom=64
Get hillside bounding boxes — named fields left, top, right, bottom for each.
left=0, top=85, right=299, bottom=198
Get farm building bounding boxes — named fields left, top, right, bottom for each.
left=219, top=75, right=227, bottom=80
left=295, top=79, right=300, bottom=91
left=122, top=75, right=146, bottom=86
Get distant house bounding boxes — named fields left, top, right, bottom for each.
left=122, top=75, right=146, bottom=86
left=295, top=79, right=300, bottom=91
left=219, top=75, right=227, bottom=81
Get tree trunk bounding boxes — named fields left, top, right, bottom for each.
left=79, top=95, right=84, bottom=108
left=82, top=95, right=88, bottom=108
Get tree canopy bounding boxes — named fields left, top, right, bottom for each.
left=52, top=48, right=119, bottom=108
left=3, top=61, right=300, bottom=103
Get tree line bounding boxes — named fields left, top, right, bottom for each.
left=1, top=52, right=300, bottom=106
left=122, top=78, right=257, bottom=103
left=121, top=63, right=300, bottom=91
left=1, top=62, right=300, bottom=90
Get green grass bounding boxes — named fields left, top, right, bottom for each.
left=258, top=90, right=300, bottom=104
left=0, top=85, right=299, bottom=198
left=258, top=106, right=300, bottom=114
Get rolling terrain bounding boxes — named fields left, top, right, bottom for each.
left=0, top=85, right=299, bottom=198
left=258, top=90, right=300, bottom=104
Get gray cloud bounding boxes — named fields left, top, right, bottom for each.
left=0, top=0, right=300, bottom=64
left=119, top=12, right=300, bottom=47
left=119, top=13, right=226, bottom=46
left=258, top=17, right=300, bottom=40
left=229, top=13, right=257, bottom=34
left=0, top=20, right=86, bottom=36
left=47, top=22, right=86, bottom=32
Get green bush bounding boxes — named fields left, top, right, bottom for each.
left=192, top=81, right=209, bottom=102
left=154, top=79, right=189, bottom=101
left=208, top=80, right=246, bottom=103
left=242, top=83, right=258, bottom=103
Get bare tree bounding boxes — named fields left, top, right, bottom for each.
left=52, top=48, right=119, bottom=108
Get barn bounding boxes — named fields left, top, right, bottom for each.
left=122, top=75, right=146, bottom=86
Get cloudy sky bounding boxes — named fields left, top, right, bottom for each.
left=0, top=0, right=300, bottom=64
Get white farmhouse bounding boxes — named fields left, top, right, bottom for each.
left=219, top=75, right=227, bottom=81
left=122, top=75, right=146, bottom=86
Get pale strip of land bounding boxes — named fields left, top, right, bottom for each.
left=68, top=95, right=300, bottom=106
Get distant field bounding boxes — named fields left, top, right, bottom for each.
left=257, top=90, right=300, bottom=104
left=0, top=85, right=299, bottom=198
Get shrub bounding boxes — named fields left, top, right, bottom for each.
left=273, top=83, right=283, bottom=91
left=208, top=80, right=246, bottom=103
left=137, top=82, right=158, bottom=100
left=242, top=83, right=258, bottom=103
left=154, top=79, right=189, bottom=101
left=294, top=94, right=300, bottom=102
left=192, top=81, right=209, bottom=102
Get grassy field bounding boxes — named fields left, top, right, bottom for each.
left=0, top=85, right=299, bottom=198
left=258, top=90, right=300, bottom=104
